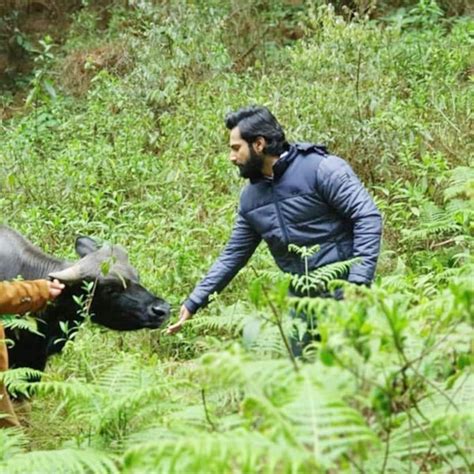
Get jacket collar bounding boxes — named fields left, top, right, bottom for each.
left=249, top=145, right=297, bottom=184
left=249, top=143, right=328, bottom=184
left=272, top=144, right=299, bottom=181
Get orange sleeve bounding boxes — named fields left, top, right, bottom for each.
left=0, top=280, right=51, bottom=315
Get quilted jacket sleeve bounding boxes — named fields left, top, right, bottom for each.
left=183, top=213, right=262, bottom=314
left=318, top=156, right=383, bottom=284
left=0, top=280, right=51, bottom=315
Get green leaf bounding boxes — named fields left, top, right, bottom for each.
left=319, top=347, right=335, bottom=366
left=42, top=79, right=57, bottom=100
left=242, top=318, right=261, bottom=349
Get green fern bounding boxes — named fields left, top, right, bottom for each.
left=444, top=166, right=474, bottom=201
left=401, top=202, right=461, bottom=241
left=0, top=447, right=118, bottom=474
left=191, top=302, right=250, bottom=335
left=192, top=304, right=291, bottom=357
left=401, top=166, right=474, bottom=248
left=0, top=429, right=28, bottom=461
left=0, top=315, right=43, bottom=336
left=367, top=374, right=473, bottom=473
left=123, top=428, right=312, bottom=474
left=0, top=420, right=117, bottom=473
left=291, top=258, right=360, bottom=295
left=119, top=355, right=376, bottom=473
left=0, top=367, right=44, bottom=398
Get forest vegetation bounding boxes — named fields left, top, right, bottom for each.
left=0, top=0, right=472, bottom=472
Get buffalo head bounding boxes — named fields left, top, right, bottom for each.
left=49, top=236, right=170, bottom=330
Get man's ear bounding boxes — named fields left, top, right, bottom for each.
left=253, top=136, right=266, bottom=154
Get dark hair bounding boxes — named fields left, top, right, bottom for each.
left=225, top=106, right=289, bottom=156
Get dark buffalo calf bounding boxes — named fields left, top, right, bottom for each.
left=0, top=225, right=171, bottom=372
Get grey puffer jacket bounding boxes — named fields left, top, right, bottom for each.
left=184, top=143, right=383, bottom=314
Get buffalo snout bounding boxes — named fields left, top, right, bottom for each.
left=89, top=281, right=171, bottom=331
left=147, top=301, right=171, bottom=324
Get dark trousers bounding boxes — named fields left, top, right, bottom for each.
left=288, top=287, right=344, bottom=358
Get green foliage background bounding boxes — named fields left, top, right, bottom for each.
left=0, top=0, right=472, bottom=472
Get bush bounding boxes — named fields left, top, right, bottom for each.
left=0, top=1, right=472, bottom=472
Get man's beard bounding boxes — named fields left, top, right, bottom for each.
left=237, top=148, right=264, bottom=180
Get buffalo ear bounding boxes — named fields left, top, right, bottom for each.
left=76, top=236, right=99, bottom=257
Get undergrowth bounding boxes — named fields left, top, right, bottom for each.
left=0, top=1, right=472, bottom=472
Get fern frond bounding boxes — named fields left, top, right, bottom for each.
left=121, top=359, right=376, bottom=473
left=1, top=448, right=118, bottom=474
left=0, top=429, right=29, bottom=461
left=367, top=373, right=474, bottom=472
left=97, top=362, right=146, bottom=392
left=199, top=349, right=298, bottom=399
left=446, top=198, right=474, bottom=216
left=0, top=368, right=44, bottom=397
left=250, top=269, right=284, bottom=283
left=0, top=315, right=43, bottom=336
left=247, top=324, right=287, bottom=356
left=401, top=221, right=461, bottom=242
left=123, top=428, right=312, bottom=474
left=29, top=380, right=100, bottom=401
left=444, top=166, right=474, bottom=200
left=192, top=306, right=293, bottom=358
left=291, top=258, right=360, bottom=294
left=401, top=167, right=473, bottom=247
left=277, top=370, right=376, bottom=467
left=191, top=304, right=249, bottom=335
left=0, top=368, right=44, bottom=386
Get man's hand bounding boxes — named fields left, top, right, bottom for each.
left=47, top=279, right=65, bottom=300
left=166, top=304, right=193, bottom=335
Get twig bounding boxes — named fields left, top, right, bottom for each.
left=430, top=238, right=457, bottom=249
left=409, top=363, right=459, bottom=413
left=249, top=267, right=299, bottom=373
left=383, top=303, right=469, bottom=471
left=264, top=288, right=299, bottom=373
left=405, top=408, right=456, bottom=472
left=383, top=303, right=459, bottom=411
left=331, top=351, right=385, bottom=390
left=84, top=278, right=98, bottom=316
left=432, top=103, right=462, bottom=134
left=399, top=320, right=455, bottom=375
left=407, top=401, right=413, bottom=474
left=201, top=388, right=217, bottom=432
left=355, top=47, right=363, bottom=122
left=417, top=440, right=434, bottom=474
left=344, top=453, right=366, bottom=474
left=380, top=414, right=392, bottom=474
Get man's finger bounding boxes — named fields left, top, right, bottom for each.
left=51, top=279, right=65, bottom=289
left=167, top=317, right=187, bottom=333
left=48, top=279, right=65, bottom=299
left=166, top=322, right=183, bottom=335
left=167, top=307, right=194, bottom=335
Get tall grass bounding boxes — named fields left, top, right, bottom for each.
left=0, top=1, right=472, bottom=472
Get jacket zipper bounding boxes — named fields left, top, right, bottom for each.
left=272, top=181, right=289, bottom=246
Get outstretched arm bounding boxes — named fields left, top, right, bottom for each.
left=0, top=279, right=64, bottom=315
left=167, top=213, right=261, bottom=334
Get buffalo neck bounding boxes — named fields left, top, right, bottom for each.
left=18, top=251, right=71, bottom=280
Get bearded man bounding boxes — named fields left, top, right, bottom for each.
left=167, top=106, right=382, bottom=351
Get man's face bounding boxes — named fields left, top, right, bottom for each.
left=229, top=127, right=264, bottom=180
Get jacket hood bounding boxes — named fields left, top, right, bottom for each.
left=250, top=143, right=328, bottom=184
